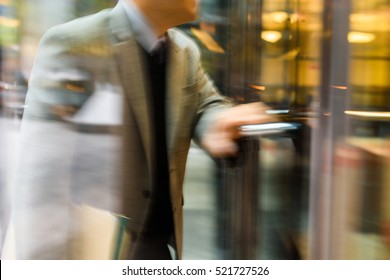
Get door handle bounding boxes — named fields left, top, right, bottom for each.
left=240, top=122, right=302, bottom=137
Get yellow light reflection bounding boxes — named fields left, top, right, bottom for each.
left=190, top=28, right=225, bottom=54
left=348, top=32, right=376, bottom=44
left=261, top=31, right=282, bottom=43
left=345, top=110, right=390, bottom=119
left=249, top=85, right=266, bottom=91
left=0, top=16, right=20, bottom=28
left=270, top=12, right=289, bottom=23
left=331, top=85, right=348, bottom=90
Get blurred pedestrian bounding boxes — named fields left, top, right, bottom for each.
left=5, top=0, right=274, bottom=260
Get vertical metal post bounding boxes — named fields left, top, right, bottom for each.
left=226, top=0, right=262, bottom=103
left=221, top=0, right=263, bottom=260
left=224, top=138, right=259, bottom=259
left=308, top=0, right=351, bottom=259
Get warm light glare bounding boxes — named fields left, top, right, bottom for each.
left=191, top=28, right=225, bottom=53
left=331, top=85, right=348, bottom=90
left=270, top=11, right=289, bottom=23
left=249, top=84, right=266, bottom=91
left=261, top=31, right=282, bottom=43
left=348, top=32, right=376, bottom=43
left=0, top=16, right=20, bottom=28
left=345, top=110, right=390, bottom=118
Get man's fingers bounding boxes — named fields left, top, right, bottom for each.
left=217, top=102, right=277, bottom=127
left=202, top=130, right=239, bottom=158
left=202, top=102, right=278, bottom=158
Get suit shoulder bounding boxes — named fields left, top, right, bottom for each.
left=36, top=9, right=115, bottom=58
left=42, top=9, right=112, bottom=43
left=168, top=28, right=201, bottom=56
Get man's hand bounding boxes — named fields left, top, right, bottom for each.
left=202, top=102, right=277, bottom=158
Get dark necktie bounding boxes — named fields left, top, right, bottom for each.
left=142, top=39, right=173, bottom=239
left=150, top=40, right=167, bottom=64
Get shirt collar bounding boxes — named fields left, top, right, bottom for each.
left=120, top=0, right=166, bottom=53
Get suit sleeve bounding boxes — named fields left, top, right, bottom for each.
left=188, top=42, right=234, bottom=146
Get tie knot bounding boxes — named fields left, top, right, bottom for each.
left=150, top=40, right=167, bottom=63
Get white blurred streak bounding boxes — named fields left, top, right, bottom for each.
left=66, top=84, right=124, bottom=126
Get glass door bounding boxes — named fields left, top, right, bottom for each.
left=254, top=0, right=323, bottom=260
left=310, top=0, right=390, bottom=259
left=183, top=0, right=323, bottom=259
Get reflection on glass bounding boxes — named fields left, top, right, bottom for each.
left=260, top=0, right=323, bottom=112
left=328, top=0, right=390, bottom=259
left=254, top=0, right=324, bottom=260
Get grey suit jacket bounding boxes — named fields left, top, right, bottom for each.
left=8, top=3, right=231, bottom=259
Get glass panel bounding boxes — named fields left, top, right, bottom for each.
left=182, top=0, right=324, bottom=260
left=183, top=0, right=324, bottom=260
left=251, top=0, right=324, bottom=260
left=260, top=0, right=323, bottom=112
left=310, top=0, right=390, bottom=259
left=327, top=0, right=390, bottom=259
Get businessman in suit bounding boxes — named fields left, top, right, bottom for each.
left=7, top=0, right=274, bottom=259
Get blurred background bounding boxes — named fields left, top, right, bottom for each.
left=1, top=0, right=390, bottom=259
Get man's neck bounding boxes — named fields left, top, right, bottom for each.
left=131, top=0, right=171, bottom=37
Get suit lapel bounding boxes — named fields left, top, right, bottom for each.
left=109, top=4, right=186, bottom=172
left=114, top=40, right=154, bottom=176
left=109, top=3, right=155, bottom=175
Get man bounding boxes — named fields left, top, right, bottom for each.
left=6, top=0, right=274, bottom=259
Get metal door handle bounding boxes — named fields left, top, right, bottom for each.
left=240, top=122, right=301, bottom=137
